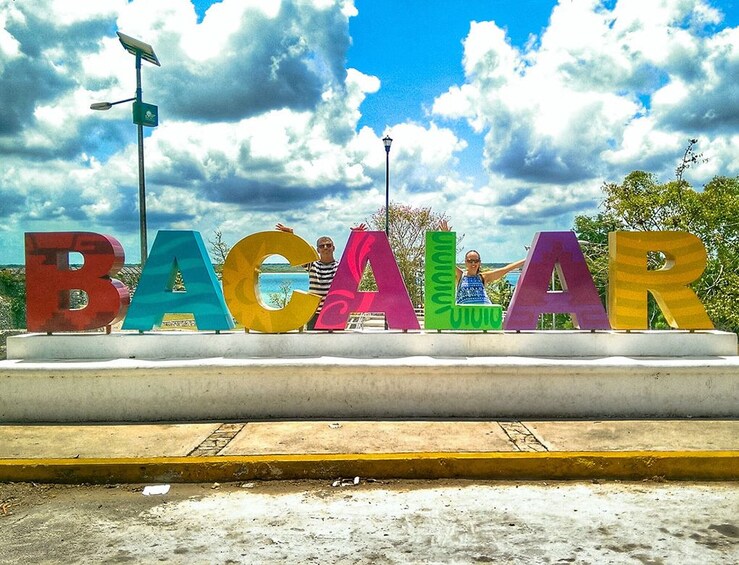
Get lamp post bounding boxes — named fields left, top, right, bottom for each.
left=382, top=135, right=392, bottom=236
left=91, top=32, right=160, bottom=265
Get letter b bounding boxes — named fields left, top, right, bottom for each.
left=25, top=232, right=129, bottom=332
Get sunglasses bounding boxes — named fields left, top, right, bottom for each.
left=466, top=258, right=480, bottom=263
left=318, top=243, right=333, bottom=249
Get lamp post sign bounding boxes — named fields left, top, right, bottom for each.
left=133, top=101, right=158, bottom=127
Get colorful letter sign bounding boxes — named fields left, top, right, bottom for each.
left=222, top=231, right=320, bottom=333
left=317, top=231, right=419, bottom=330
left=608, top=231, right=713, bottom=329
left=122, top=231, right=234, bottom=331
left=25, top=232, right=129, bottom=332
left=21, top=228, right=719, bottom=334
left=504, top=232, right=611, bottom=330
left=424, top=231, right=503, bottom=330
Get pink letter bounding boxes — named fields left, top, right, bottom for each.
left=316, top=231, right=419, bottom=330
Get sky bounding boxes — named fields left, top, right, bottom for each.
left=1, top=0, right=738, bottom=265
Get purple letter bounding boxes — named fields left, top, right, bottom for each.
left=504, top=232, right=610, bottom=330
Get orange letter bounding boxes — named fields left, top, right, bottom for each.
left=608, top=231, right=712, bottom=329
left=222, top=231, right=320, bottom=333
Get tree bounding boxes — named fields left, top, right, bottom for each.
left=0, top=269, right=25, bottom=329
left=365, top=203, right=453, bottom=306
left=485, top=278, right=515, bottom=311
left=574, top=171, right=739, bottom=333
left=208, top=229, right=231, bottom=279
left=268, top=279, right=293, bottom=309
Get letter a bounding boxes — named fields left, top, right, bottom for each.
left=504, top=232, right=610, bottom=330
left=316, top=231, right=419, bottom=330
left=123, top=230, right=234, bottom=331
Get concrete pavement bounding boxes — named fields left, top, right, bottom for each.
left=1, top=419, right=737, bottom=483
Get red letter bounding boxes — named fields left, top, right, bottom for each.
left=25, top=232, right=129, bottom=332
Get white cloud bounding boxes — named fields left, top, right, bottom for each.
left=433, top=0, right=738, bottom=219
left=0, top=0, right=736, bottom=265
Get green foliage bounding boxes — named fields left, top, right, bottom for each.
left=575, top=171, right=739, bottom=333
left=0, top=269, right=26, bottom=329
left=366, top=203, right=452, bottom=306
left=268, top=279, right=293, bottom=308
left=484, top=278, right=515, bottom=310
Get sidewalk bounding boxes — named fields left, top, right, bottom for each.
left=1, top=419, right=737, bottom=483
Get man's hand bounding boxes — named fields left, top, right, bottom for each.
left=275, top=223, right=294, bottom=233
left=439, top=219, right=451, bottom=232
left=350, top=223, right=368, bottom=231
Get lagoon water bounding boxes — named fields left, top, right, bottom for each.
left=257, top=270, right=519, bottom=304
left=258, top=272, right=309, bottom=304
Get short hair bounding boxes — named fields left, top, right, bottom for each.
left=316, top=237, right=334, bottom=247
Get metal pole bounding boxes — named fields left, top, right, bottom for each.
left=552, top=270, right=555, bottom=329
left=385, top=148, right=390, bottom=236
left=384, top=143, right=390, bottom=332
left=136, top=53, right=148, bottom=265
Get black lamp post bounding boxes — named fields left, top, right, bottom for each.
left=383, top=135, right=393, bottom=236
left=91, top=32, right=160, bottom=265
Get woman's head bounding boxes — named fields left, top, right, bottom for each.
left=465, top=250, right=481, bottom=275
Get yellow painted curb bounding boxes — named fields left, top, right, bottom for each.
left=1, top=451, right=737, bottom=483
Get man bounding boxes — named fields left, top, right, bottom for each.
left=275, top=223, right=366, bottom=330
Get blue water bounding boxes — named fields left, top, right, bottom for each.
left=258, top=270, right=519, bottom=303
left=258, top=272, right=309, bottom=303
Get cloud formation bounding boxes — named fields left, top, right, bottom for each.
left=0, top=0, right=737, bottom=265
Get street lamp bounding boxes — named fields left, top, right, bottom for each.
left=383, top=135, right=392, bottom=236
left=90, top=32, right=160, bottom=265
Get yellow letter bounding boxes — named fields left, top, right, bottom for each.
left=222, top=231, right=320, bottom=333
left=608, top=231, right=713, bottom=329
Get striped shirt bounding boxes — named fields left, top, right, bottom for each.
left=307, top=260, right=339, bottom=313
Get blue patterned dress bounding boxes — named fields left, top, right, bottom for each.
left=456, top=274, right=492, bottom=305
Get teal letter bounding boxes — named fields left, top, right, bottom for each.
left=122, top=230, right=234, bottom=331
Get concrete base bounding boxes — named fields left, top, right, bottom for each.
left=6, top=329, right=738, bottom=359
left=3, top=330, right=737, bottom=422
left=1, top=355, right=738, bottom=421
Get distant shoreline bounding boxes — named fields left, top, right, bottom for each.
left=0, top=263, right=520, bottom=273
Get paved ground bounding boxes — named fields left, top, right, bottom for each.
left=1, top=419, right=737, bottom=483
left=1, top=480, right=737, bottom=563
left=3, top=420, right=739, bottom=459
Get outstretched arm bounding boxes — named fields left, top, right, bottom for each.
left=481, top=259, right=526, bottom=284
left=439, top=220, right=463, bottom=283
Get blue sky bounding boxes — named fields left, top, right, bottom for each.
left=1, top=0, right=738, bottom=265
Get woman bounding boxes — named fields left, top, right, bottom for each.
left=455, top=249, right=525, bottom=305
left=441, top=220, right=525, bottom=305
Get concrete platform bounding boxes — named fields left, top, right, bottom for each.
left=1, top=355, right=738, bottom=421
left=0, top=420, right=737, bottom=483
left=6, top=329, right=738, bottom=359
left=2, top=330, right=738, bottom=421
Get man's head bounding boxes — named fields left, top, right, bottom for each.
left=316, top=237, right=335, bottom=262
